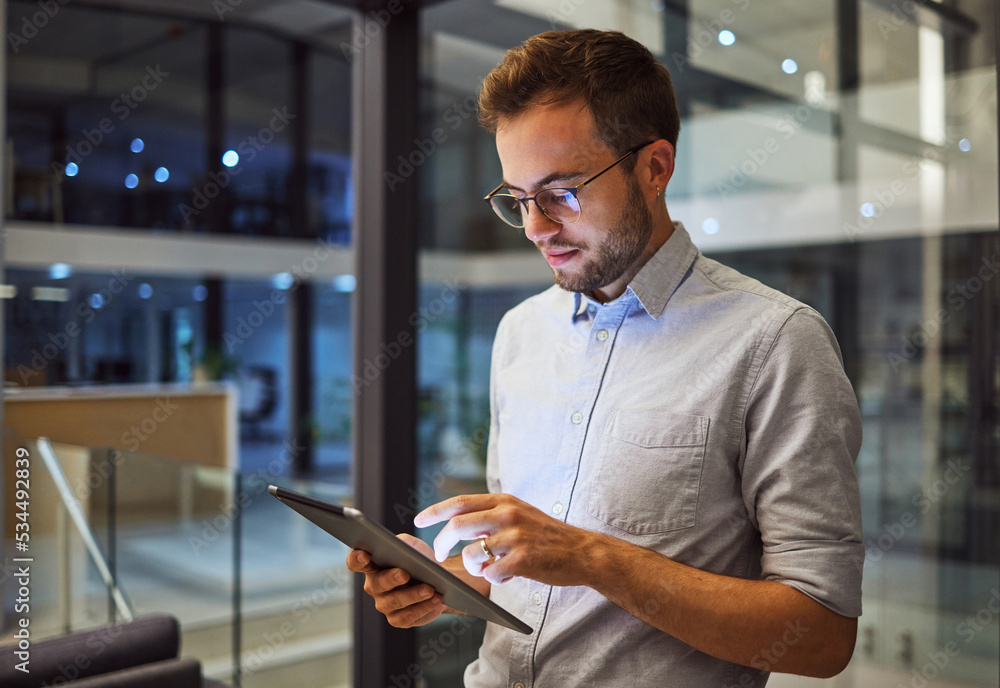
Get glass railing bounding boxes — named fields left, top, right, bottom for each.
left=6, top=437, right=353, bottom=688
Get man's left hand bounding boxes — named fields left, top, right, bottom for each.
left=414, top=493, right=594, bottom=587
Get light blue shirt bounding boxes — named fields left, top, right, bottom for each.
left=465, top=222, right=864, bottom=688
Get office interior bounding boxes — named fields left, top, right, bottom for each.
left=0, top=0, right=997, bottom=687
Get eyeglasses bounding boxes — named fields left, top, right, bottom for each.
left=483, top=141, right=655, bottom=229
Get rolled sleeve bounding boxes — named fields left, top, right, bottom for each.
left=741, top=307, right=864, bottom=618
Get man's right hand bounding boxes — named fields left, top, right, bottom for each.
left=346, top=534, right=446, bottom=628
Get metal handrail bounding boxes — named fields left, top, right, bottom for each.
left=35, top=437, right=134, bottom=623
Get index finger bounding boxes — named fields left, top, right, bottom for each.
left=430, top=511, right=496, bottom=562
left=414, top=494, right=498, bottom=528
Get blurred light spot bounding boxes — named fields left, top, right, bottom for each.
left=804, top=70, right=827, bottom=106
left=125, top=174, right=139, bottom=189
left=222, top=150, right=239, bottom=167
left=130, top=138, right=144, bottom=153
left=50, top=263, right=72, bottom=280
left=272, top=272, right=294, bottom=290
left=860, top=203, right=876, bottom=218
left=702, top=218, right=720, bottom=235
left=65, top=162, right=79, bottom=177
left=138, top=283, right=154, bottom=299
left=193, top=285, right=208, bottom=302
left=958, top=138, right=971, bottom=152
left=718, top=30, right=735, bottom=46
left=89, top=293, right=105, bottom=309
left=333, top=274, right=356, bottom=293
left=0, top=285, right=17, bottom=299
left=154, top=167, right=170, bottom=182
left=782, top=59, right=798, bottom=74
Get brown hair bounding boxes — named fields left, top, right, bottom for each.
left=478, top=30, right=680, bottom=160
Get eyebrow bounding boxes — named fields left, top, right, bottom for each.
left=502, top=170, right=586, bottom=194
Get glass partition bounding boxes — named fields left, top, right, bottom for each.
left=6, top=2, right=208, bottom=229
left=5, top=0, right=354, bottom=241
left=312, top=281, right=354, bottom=481
left=2, top=267, right=354, bottom=486
left=3, top=438, right=353, bottom=687
left=2, top=268, right=210, bottom=387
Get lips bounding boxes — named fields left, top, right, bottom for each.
left=542, top=248, right=579, bottom=267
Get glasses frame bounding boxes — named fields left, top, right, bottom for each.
left=483, top=140, right=656, bottom=228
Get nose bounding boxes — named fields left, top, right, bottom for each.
left=522, top=202, right=561, bottom=243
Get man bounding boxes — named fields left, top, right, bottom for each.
left=348, top=29, right=863, bottom=687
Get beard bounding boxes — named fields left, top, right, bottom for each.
left=544, top=176, right=654, bottom=294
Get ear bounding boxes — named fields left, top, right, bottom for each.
left=642, top=140, right=675, bottom=199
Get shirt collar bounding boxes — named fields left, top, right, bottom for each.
left=629, top=221, right=699, bottom=319
left=571, top=292, right=590, bottom=322
left=571, top=290, right=609, bottom=322
left=570, top=221, right=699, bottom=322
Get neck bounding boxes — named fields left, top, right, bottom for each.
left=588, top=209, right=675, bottom=304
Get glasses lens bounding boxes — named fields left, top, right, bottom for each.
left=537, top=189, right=581, bottom=224
left=489, top=195, right=525, bottom=227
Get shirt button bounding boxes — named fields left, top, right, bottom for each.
left=514, top=683, right=526, bottom=688
left=596, top=329, right=609, bottom=341
left=571, top=412, right=583, bottom=424
left=552, top=502, right=564, bottom=515
left=531, top=592, right=542, bottom=606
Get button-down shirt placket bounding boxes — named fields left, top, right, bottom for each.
left=507, top=292, right=633, bottom=686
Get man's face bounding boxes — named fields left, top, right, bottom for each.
left=495, top=99, right=655, bottom=299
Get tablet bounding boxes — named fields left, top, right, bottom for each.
left=269, top=485, right=532, bottom=635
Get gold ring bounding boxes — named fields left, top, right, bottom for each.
left=480, top=538, right=495, bottom=560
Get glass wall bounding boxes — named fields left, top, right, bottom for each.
left=3, top=268, right=209, bottom=386
left=4, top=1, right=357, bottom=471
left=5, top=438, right=352, bottom=686
left=7, top=5, right=208, bottom=229
left=414, top=0, right=999, bottom=685
left=4, top=3, right=356, bottom=685
left=6, top=0, right=353, bottom=240
left=312, top=282, right=354, bottom=481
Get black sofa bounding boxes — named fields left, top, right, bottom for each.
left=0, top=614, right=227, bottom=688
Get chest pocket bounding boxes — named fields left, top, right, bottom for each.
left=587, top=410, right=708, bottom=535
